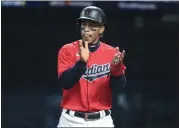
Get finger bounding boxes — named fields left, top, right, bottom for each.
left=121, top=50, right=126, bottom=58
left=118, top=50, right=125, bottom=59
left=116, top=47, right=119, bottom=53
left=116, top=54, right=123, bottom=62
left=79, top=41, right=84, bottom=50
left=84, top=41, right=88, bottom=49
left=114, top=52, right=121, bottom=57
left=115, top=53, right=121, bottom=60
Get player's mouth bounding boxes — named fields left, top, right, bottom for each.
left=83, top=34, right=92, bottom=41
left=84, top=37, right=89, bottom=41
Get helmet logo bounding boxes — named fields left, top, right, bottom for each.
left=89, top=10, right=97, bottom=18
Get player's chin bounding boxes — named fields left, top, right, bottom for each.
left=87, top=38, right=95, bottom=44
left=88, top=40, right=94, bottom=44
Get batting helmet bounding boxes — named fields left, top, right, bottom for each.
left=77, top=6, right=106, bottom=26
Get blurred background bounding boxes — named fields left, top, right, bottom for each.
left=2, top=1, right=179, bottom=128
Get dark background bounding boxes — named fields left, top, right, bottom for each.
left=2, top=1, right=179, bottom=128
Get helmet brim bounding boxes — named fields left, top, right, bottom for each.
left=77, top=17, right=105, bottom=26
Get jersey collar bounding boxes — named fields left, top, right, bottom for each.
left=88, top=40, right=100, bottom=52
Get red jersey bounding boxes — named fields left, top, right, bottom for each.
left=58, top=40, right=126, bottom=112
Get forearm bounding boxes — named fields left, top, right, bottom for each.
left=110, top=74, right=126, bottom=90
left=58, top=60, right=86, bottom=89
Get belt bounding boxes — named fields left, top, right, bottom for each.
left=66, top=109, right=110, bottom=120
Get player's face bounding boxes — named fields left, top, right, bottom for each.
left=80, top=20, right=105, bottom=44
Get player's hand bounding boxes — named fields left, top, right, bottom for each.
left=79, top=40, right=90, bottom=63
left=111, top=47, right=125, bottom=65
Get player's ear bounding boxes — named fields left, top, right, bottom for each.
left=99, top=26, right=105, bottom=35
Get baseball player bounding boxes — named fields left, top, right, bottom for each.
left=57, top=6, right=126, bottom=127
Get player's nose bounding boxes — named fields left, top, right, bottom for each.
left=84, top=27, right=90, bottom=32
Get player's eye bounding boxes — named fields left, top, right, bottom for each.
left=88, top=23, right=94, bottom=27
left=81, top=22, right=87, bottom=27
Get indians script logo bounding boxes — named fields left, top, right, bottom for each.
left=82, top=63, right=110, bottom=82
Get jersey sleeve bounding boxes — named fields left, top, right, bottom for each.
left=57, top=44, right=87, bottom=89
left=58, top=44, right=74, bottom=77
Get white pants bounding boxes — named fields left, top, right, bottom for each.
left=57, top=108, right=114, bottom=127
